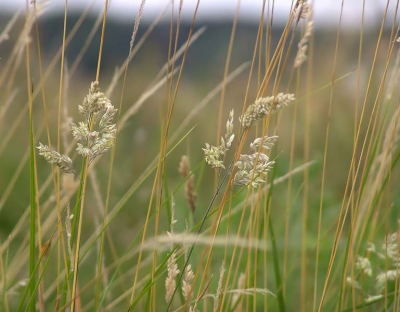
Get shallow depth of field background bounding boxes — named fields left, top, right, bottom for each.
left=1, top=1, right=400, bottom=311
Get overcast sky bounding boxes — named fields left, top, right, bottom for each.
left=0, top=0, right=398, bottom=28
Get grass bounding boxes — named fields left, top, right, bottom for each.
left=1, top=0, right=400, bottom=311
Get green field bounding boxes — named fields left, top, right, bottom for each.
left=1, top=1, right=400, bottom=311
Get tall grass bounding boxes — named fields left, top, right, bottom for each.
left=1, top=0, right=400, bottom=311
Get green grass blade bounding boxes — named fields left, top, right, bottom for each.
left=17, top=222, right=60, bottom=312
left=25, top=232, right=61, bottom=311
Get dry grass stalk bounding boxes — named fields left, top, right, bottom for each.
left=179, top=155, right=197, bottom=213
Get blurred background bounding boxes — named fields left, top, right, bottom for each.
left=1, top=0, right=400, bottom=310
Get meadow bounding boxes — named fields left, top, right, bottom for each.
left=1, top=0, right=400, bottom=311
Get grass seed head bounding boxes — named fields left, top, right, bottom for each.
left=179, top=155, right=197, bottom=213
left=203, top=109, right=235, bottom=169
left=233, top=151, right=275, bottom=188
left=240, top=93, right=295, bottom=129
left=355, top=256, right=372, bottom=276
left=78, top=81, right=111, bottom=119
left=213, top=261, right=225, bottom=312
left=36, top=143, right=75, bottom=175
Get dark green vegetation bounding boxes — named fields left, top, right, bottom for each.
left=1, top=3, right=400, bottom=311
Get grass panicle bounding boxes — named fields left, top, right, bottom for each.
left=3, top=1, right=400, bottom=311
